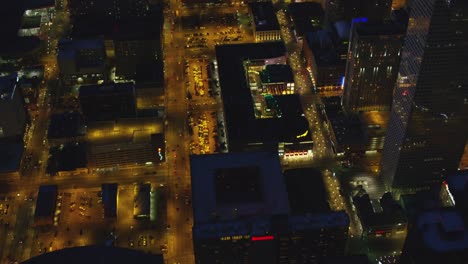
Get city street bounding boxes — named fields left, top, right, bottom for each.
left=0, top=1, right=374, bottom=263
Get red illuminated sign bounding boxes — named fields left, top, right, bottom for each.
left=251, top=235, right=274, bottom=241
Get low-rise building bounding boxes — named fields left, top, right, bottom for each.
left=57, top=39, right=107, bottom=86
left=353, top=192, right=407, bottom=239
left=216, top=43, right=313, bottom=157
left=303, top=31, right=345, bottom=94
left=102, top=183, right=118, bottom=218
left=34, top=185, right=58, bottom=226
left=288, top=2, right=324, bottom=42
left=249, top=2, right=281, bottom=42
left=191, top=153, right=350, bottom=263
left=46, top=142, right=88, bottom=176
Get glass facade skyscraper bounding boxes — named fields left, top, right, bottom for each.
left=381, top=0, right=468, bottom=189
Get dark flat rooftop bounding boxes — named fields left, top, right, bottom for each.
left=249, top=2, right=280, bottom=31
left=102, top=183, right=118, bottom=218
left=71, top=6, right=163, bottom=40
left=24, top=0, right=55, bottom=9
left=80, top=83, right=135, bottom=97
left=305, top=31, right=341, bottom=66
left=79, top=82, right=135, bottom=97
left=215, top=166, right=262, bottom=204
left=0, top=139, right=24, bottom=173
left=46, top=142, right=87, bottom=175
left=216, top=43, right=311, bottom=151
left=355, top=20, right=406, bottom=36
left=190, top=152, right=289, bottom=224
left=35, top=185, right=57, bottom=218
left=284, top=168, right=330, bottom=214
left=48, top=112, right=86, bottom=139
left=288, top=2, right=324, bottom=36
left=22, top=246, right=164, bottom=264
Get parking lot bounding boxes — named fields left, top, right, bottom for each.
left=30, top=186, right=168, bottom=258
left=184, top=59, right=221, bottom=101
left=179, top=6, right=253, bottom=50
left=188, top=111, right=219, bottom=154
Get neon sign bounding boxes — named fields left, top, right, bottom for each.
left=251, top=235, right=274, bottom=241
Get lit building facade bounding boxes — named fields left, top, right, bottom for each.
left=343, top=20, right=405, bottom=113
left=381, top=0, right=468, bottom=189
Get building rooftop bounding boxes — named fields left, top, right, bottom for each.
left=102, top=183, right=118, bottom=218
left=193, top=211, right=349, bottom=241
left=446, top=170, right=468, bottom=221
left=0, top=139, right=24, bottom=173
left=288, top=2, right=324, bottom=37
left=333, top=21, right=351, bottom=41
left=24, top=0, right=55, bottom=10
left=58, top=39, right=105, bottom=65
left=417, top=209, right=468, bottom=252
left=259, top=64, right=294, bottom=84
left=447, top=170, right=468, bottom=194
left=70, top=5, right=163, bottom=39
left=249, top=2, right=280, bottom=31
left=22, top=246, right=164, bottom=264
left=34, top=185, right=57, bottom=218
left=134, top=183, right=150, bottom=217
left=190, top=152, right=289, bottom=224
left=48, top=112, right=86, bottom=139
left=215, top=166, right=263, bottom=204
left=283, top=168, right=330, bottom=214
left=0, top=73, right=19, bottom=102
left=79, top=82, right=135, bottom=97
left=0, top=2, right=24, bottom=46
left=216, top=43, right=311, bottom=151
left=354, top=20, right=406, bottom=36
left=305, top=31, right=342, bottom=67
left=46, top=142, right=87, bottom=175
left=288, top=211, right=349, bottom=232
left=353, top=192, right=406, bottom=228
left=320, top=97, right=366, bottom=148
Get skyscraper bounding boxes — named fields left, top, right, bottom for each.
left=381, top=0, right=468, bottom=189
left=343, top=20, right=405, bottom=113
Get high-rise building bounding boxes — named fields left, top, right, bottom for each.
left=191, top=153, right=349, bottom=264
left=381, top=0, right=468, bottom=189
left=343, top=20, right=405, bottom=112
left=0, top=73, right=27, bottom=139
